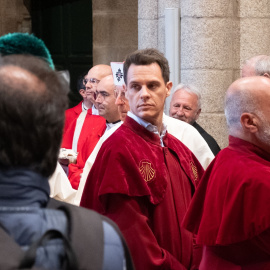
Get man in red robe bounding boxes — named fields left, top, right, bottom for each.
left=81, top=48, right=205, bottom=269
left=61, top=64, right=112, bottom=152
left=183, top=76, right=270, bottom=269
left=69, top=75, right=121, bottom=189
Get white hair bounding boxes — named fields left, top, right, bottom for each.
left=172, top=83, right=201, bottom=109
left=254, top=55, right=270, bottom=76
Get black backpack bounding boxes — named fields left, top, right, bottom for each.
left=0, top=198, right=134, bottom=270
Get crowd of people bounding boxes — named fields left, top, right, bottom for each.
left=0, top=32, right=269, bottom=269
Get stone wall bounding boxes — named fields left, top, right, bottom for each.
left=92, top=0, right=138, bottom=65
left=138, top=0, right=270, bottom=149
left=0, top=0, right=31, bottom=35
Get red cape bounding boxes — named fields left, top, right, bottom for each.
left=63, top=101, right=83, bottom=136
left=81, top=116, right=204, bottom=269
left=183, top=136, right=270, bottom=246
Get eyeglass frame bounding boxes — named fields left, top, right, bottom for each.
left=83, top=78, right=100, bottom=85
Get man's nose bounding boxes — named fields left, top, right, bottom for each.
left=176, top=107, right=184, bottom=116
left=140, top=86, right=150, bottom=98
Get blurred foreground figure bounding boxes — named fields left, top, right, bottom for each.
left=0, top=54, right=133, bottom=270
left=183, top=76, right=270, bottom=269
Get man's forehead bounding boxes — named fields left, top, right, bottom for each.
left=127, top=63, right=162, bottom=81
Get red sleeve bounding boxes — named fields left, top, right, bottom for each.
left=104, top=194, right=187, bottom=270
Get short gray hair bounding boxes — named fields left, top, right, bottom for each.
left=254, top=55, right=270, bottom=76
left=172, top=83, right=201, bottom=109
left=225, top=89, right=257, bottom=132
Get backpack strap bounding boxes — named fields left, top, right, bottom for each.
left=0, top=225, right=24, bottom=269
left=47, top=198, right=104, bottom=270
left=19, top=229, right=78, bottom=270
left=47, top=198, right=135, bottom=270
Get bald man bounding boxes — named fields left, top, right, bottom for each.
left=183, top=76, right=270, bottom=269
left=61, top=64, right=112, bottom=154
left=241, top=54, right=270, bottom=78
left=68, top=75, right=121, bottom=189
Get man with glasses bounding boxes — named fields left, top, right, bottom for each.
left=62, top=65, right=112, bottom=152
left=68, top=75, right=121, bottom=190
left=62, top=65, right=112, bottom=189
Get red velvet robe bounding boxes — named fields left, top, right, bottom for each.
left=61, top=102, right=106, bottom=152
left=80, top=116, right=204, bottom=269
left=183, top=136, right=270, bottom=269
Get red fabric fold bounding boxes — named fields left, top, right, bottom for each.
left=183, top=136, right=270, bottom=246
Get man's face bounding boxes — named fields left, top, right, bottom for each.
left=115, top=85, right=130, bottom=121
left=169, top=90, right=201, bottom=125
left=96, top=76, right=119, bottom=123
left=84, top=68, right=102, bottom=104
left=126, top=63, right=171, bottom=127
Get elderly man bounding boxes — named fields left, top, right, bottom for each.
left=241, top=54, right=270, bottom=77
left=183, top=76, right=270, bottom=269
left=68, top=75, right=121, bottom=189
left=81, top=48, right=205, bottom=269
left=170, top=84, right=220, bottom=155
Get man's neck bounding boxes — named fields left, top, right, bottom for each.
left=83, top=100, right=93, bottom=110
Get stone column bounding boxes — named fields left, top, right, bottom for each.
left=180, top=0, right=239, bottom=148
left=239, top=0, right=270, bottom=67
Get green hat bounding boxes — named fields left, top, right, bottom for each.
left=0, top=32, right=55, bottom=70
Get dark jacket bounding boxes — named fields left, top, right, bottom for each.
left=0, top=169, right=132, bottom=270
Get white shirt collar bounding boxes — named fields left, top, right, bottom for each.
left=127, top=111, right=167, bottom=147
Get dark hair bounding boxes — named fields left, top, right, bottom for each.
left=77, top=72, right=87, bottom=92
left=123, top=48, right=170, bottom=84
left=0, top=54, right=68, bottom=177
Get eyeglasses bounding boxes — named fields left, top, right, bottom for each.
left=83, top=78, right=100, bottom=85
left=114, top=89, right=126, bottom=102
left=96, top=90, right=110, bottom=101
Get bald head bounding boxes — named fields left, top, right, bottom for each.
left=241, top=55, right=270, bottom=78
left=225, top=76, right=270, bottom=151
left=84, top=64, right=112, bottom=106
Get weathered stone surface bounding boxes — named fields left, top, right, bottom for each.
left=239, top=0, right=270, bottom=18
left=181, top=17, right=236, bottom=69
left=181, top=0, right=237, bottom=18
left=138, top=19, right=158, bottom=49
left=197, top=113, right=228, bottom=150
left=138, top=0, right=158, bottom=20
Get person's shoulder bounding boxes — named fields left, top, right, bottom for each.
left=164, top=114, right=203, bottom=138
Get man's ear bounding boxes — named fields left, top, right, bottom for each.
left=263, top=73, right=270, bottom=78
left=79, top=89, right=86, bottom=98
left=195, top=108, right=201, bottom=121
left=241, top=113, right=258, bottom=133
left=166, top=81, right=173, bottom=97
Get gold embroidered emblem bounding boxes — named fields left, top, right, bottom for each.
left=190, top=161, right=198, bottom=181
left=139, top=160, right=155, bottom=182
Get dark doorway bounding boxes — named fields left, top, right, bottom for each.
left=31, top=0, right=93, bottom=107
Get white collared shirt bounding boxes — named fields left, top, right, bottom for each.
left=127, top=111, right=167, bottom=147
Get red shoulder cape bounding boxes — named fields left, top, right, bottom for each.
left=81, top=116, right=203, bottom=210
left=183, top=136, right=270, bottom=245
